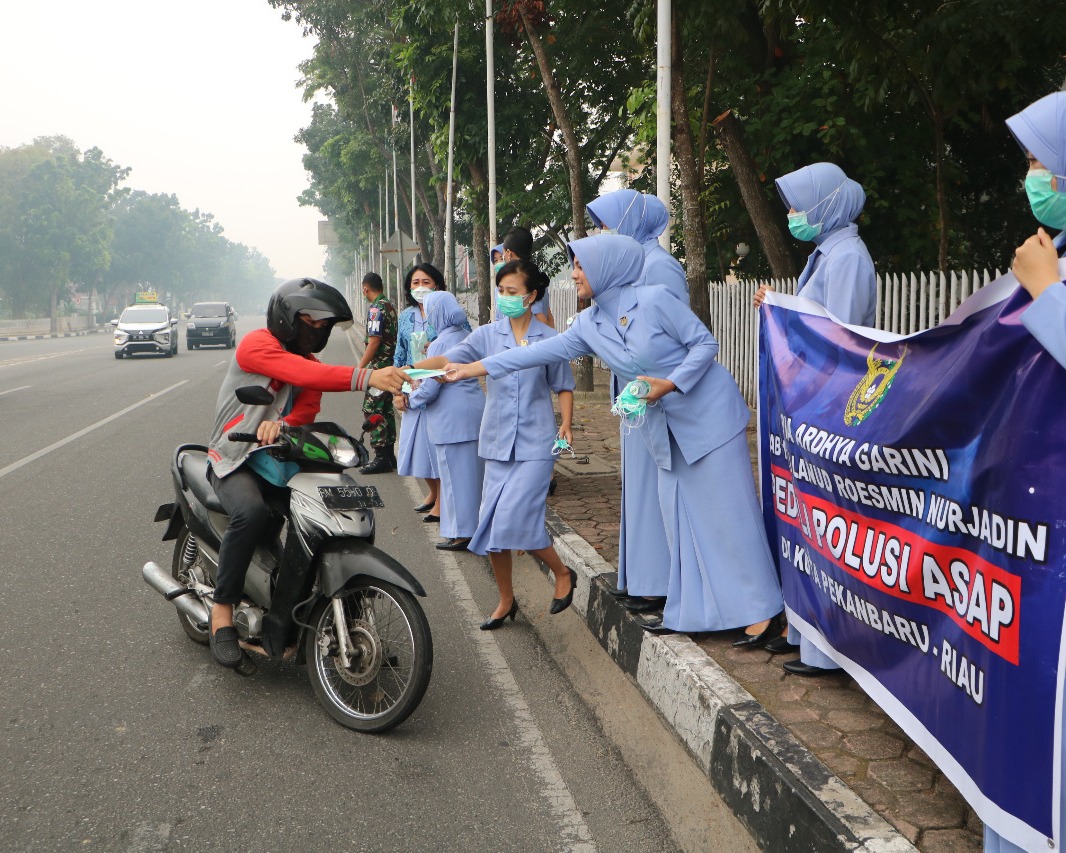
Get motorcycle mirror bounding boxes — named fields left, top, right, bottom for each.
left=235, top=386, right=276, bottom=406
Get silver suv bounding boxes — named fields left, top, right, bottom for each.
left=112, top=304, right=179, bottom=359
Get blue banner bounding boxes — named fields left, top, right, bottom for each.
left=759, top=277, right=1066, bottom=850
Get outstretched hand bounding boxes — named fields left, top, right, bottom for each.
left=368, top=366, right=411, bottom=394
left=443, top=362, right=485, bottom=382
left=1014, top=228, right=1062, bottom=300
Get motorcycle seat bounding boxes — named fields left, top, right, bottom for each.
left=180, top=452, right=226, bottom=514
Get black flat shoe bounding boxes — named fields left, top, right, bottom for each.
left=209, top=610, right=242, bottom=669
left=435, top=537, right=471, bottom=551
left=731, top=611, right=786, bottom=650
left=422, top=514, right=440, bottom=523
left=765, top=636, right=800, bottom=655
left=549, top=568, right=577, bottom=615
left=414, top=501, right=434, bottom=513
left=641, top=618, right=676, bottom=635
left=622, top=596, right=666, bottom=614
left=606, top=585, right=630, bottom=598
left=480, top=599, right=519, bottom=630
left=783, top=660, right=839, bottom=677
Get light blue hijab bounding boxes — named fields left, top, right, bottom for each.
left=586, top=190, right=669, bottom=246
left=776, top=162, right=866, bottom=244
left=566, top=234, right=644, bottom=328
left=423, top=290, right=470, bottom=355
left=1007, top=91, right=1066, bottom=180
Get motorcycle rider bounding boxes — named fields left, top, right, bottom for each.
left=205, top=277, right=410, bottom=668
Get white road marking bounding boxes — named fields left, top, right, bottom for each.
left=0, top=348, right=89, bottom=368
left=401, top=478, right=597, bottom=851
left=0, top=380, right=189, bottom=480
left=213, top=360, right=227, bottom=368
left=0, top=385, right=31, bottom=397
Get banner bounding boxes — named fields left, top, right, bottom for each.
left=759, top=276, right=1066, bottom=850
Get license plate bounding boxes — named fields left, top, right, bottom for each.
left=319, top=485, right=384, bottom=510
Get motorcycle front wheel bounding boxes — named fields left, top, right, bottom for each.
left=305, top=581, right=432, bottom=733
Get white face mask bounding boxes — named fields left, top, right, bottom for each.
left=411, top=286, right=433, bottom=303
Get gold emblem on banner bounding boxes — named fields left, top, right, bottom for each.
left=844, top=344, right=908, bottom=426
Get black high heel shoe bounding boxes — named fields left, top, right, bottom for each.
left=549, top=568, right=578, bottom=615
left=731, top=611, right=786, bottom=650
left=480, top=599, right=519, bottom=631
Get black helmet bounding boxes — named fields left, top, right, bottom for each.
left=266, top=278, right=353, bottom=344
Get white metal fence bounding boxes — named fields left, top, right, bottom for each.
left=351, top=268, right=1004, bottom=406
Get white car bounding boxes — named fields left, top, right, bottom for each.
left=112, top=304, right=179, bottom=358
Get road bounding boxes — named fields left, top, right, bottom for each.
left=0, top=324, right=750, bottom=852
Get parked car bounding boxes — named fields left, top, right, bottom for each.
left=112, top=303, right=179, bottom=359
left=186, top=301, right=236, bottom=349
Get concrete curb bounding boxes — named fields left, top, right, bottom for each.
left=0, top=329, right=105, bottom=342
left=540, top=506, right=917, bottom=853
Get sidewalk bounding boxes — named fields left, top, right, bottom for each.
left=543, top=367, right=981, bottom=852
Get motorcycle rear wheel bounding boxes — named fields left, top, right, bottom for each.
left=171, top=524, right=211, bottom=645
left=305, top=581, right=432, bottom=733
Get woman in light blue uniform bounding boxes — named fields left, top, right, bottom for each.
left=395, top=264, right=445, bottom=517
left=984, top=90, right=1066, bottom=853
left=753, top=163, right=877, bottom=672
left=584, top=190, right=688, bottom=613
left=417, top=259, right=577, bottom=629
left=406, top=291, right=486, bottom=551
left=444, top=235, right=783, bottom=636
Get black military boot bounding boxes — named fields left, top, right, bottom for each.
left=360, top=447, right=396, bottom=475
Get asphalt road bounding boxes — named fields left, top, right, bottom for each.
left=0, top=324, right=680, bottom=853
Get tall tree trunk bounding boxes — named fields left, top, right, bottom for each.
left=468, top=159, right=493, bottom=327
left=712, top=110, right=797, bottom=278
left=670, top=12, right=709, bottom=325
left=424, top=141, right=446, bottom=269
left=517, top=6, right=592, bottom=390
left=517, top=7, right=587, bottom=242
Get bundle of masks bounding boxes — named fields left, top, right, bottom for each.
left=610, top=379, right=652, bottom=430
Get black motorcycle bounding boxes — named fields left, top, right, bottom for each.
left=143, top=386, right=432, bottom=733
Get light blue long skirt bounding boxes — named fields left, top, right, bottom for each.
left=468, top=458, right=554, bottom=555
left=436, top=440, right=484, bottom=539
left=396, top=408, right=439, bottom=479
left=659, top=431, right=782, bottom=632
left=785, top=625, right=840, bottom=670
left=618, top=425, right=670, bottom=597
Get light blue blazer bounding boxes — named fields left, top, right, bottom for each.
left=482, top=285, right=750, bottom=470
left=444, top=318, right=575, bottom=462
left=407, top=326, right=485, bottom=445
left=1020, top=232, right=1066, bottom=368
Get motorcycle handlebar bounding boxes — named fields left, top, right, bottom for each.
left=228, top=432, right=260, bottom=443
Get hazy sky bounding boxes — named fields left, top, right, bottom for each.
left=0, top=0, right=329, bottom=280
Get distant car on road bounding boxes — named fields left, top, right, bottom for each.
left=186, top=301, right=237, bottom=349
left=112, top=303, right=179, bottom=359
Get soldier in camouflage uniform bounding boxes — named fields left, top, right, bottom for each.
left=357, top=273, right=398, bottom=474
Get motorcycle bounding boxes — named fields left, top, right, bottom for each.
left=142, top=387, right=432, bottom=733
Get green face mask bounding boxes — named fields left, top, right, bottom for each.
left=787, top=211, right=822, bottom=242
left=497, top=293, right=530, bottom=318
left=610, top=379, right=651, bottom=427
left=1025, top=169, right=1066, bottom=230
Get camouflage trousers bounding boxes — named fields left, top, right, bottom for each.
left=361, top=387, right=396, bottom=450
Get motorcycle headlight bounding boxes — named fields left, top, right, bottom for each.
left=327, top=435, right=360, bottom=467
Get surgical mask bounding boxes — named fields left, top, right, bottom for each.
left=551, top=437, right=576, bottom=458
left=411, top=286, right=433, bottom=304
left=787, top=211, right=822, bottom=242
left=496, top=293, right=530, bottom=318
left=1025, top=169, right=1066, bottom=230
left=610, top=379, right=652, bottom=429
left=493, top=262, right=505, bottom=275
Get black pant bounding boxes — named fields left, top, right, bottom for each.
left=210, top=466, right=288, bottom=605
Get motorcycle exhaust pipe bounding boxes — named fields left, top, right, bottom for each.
left=142, top=561, right=210, bottom=630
